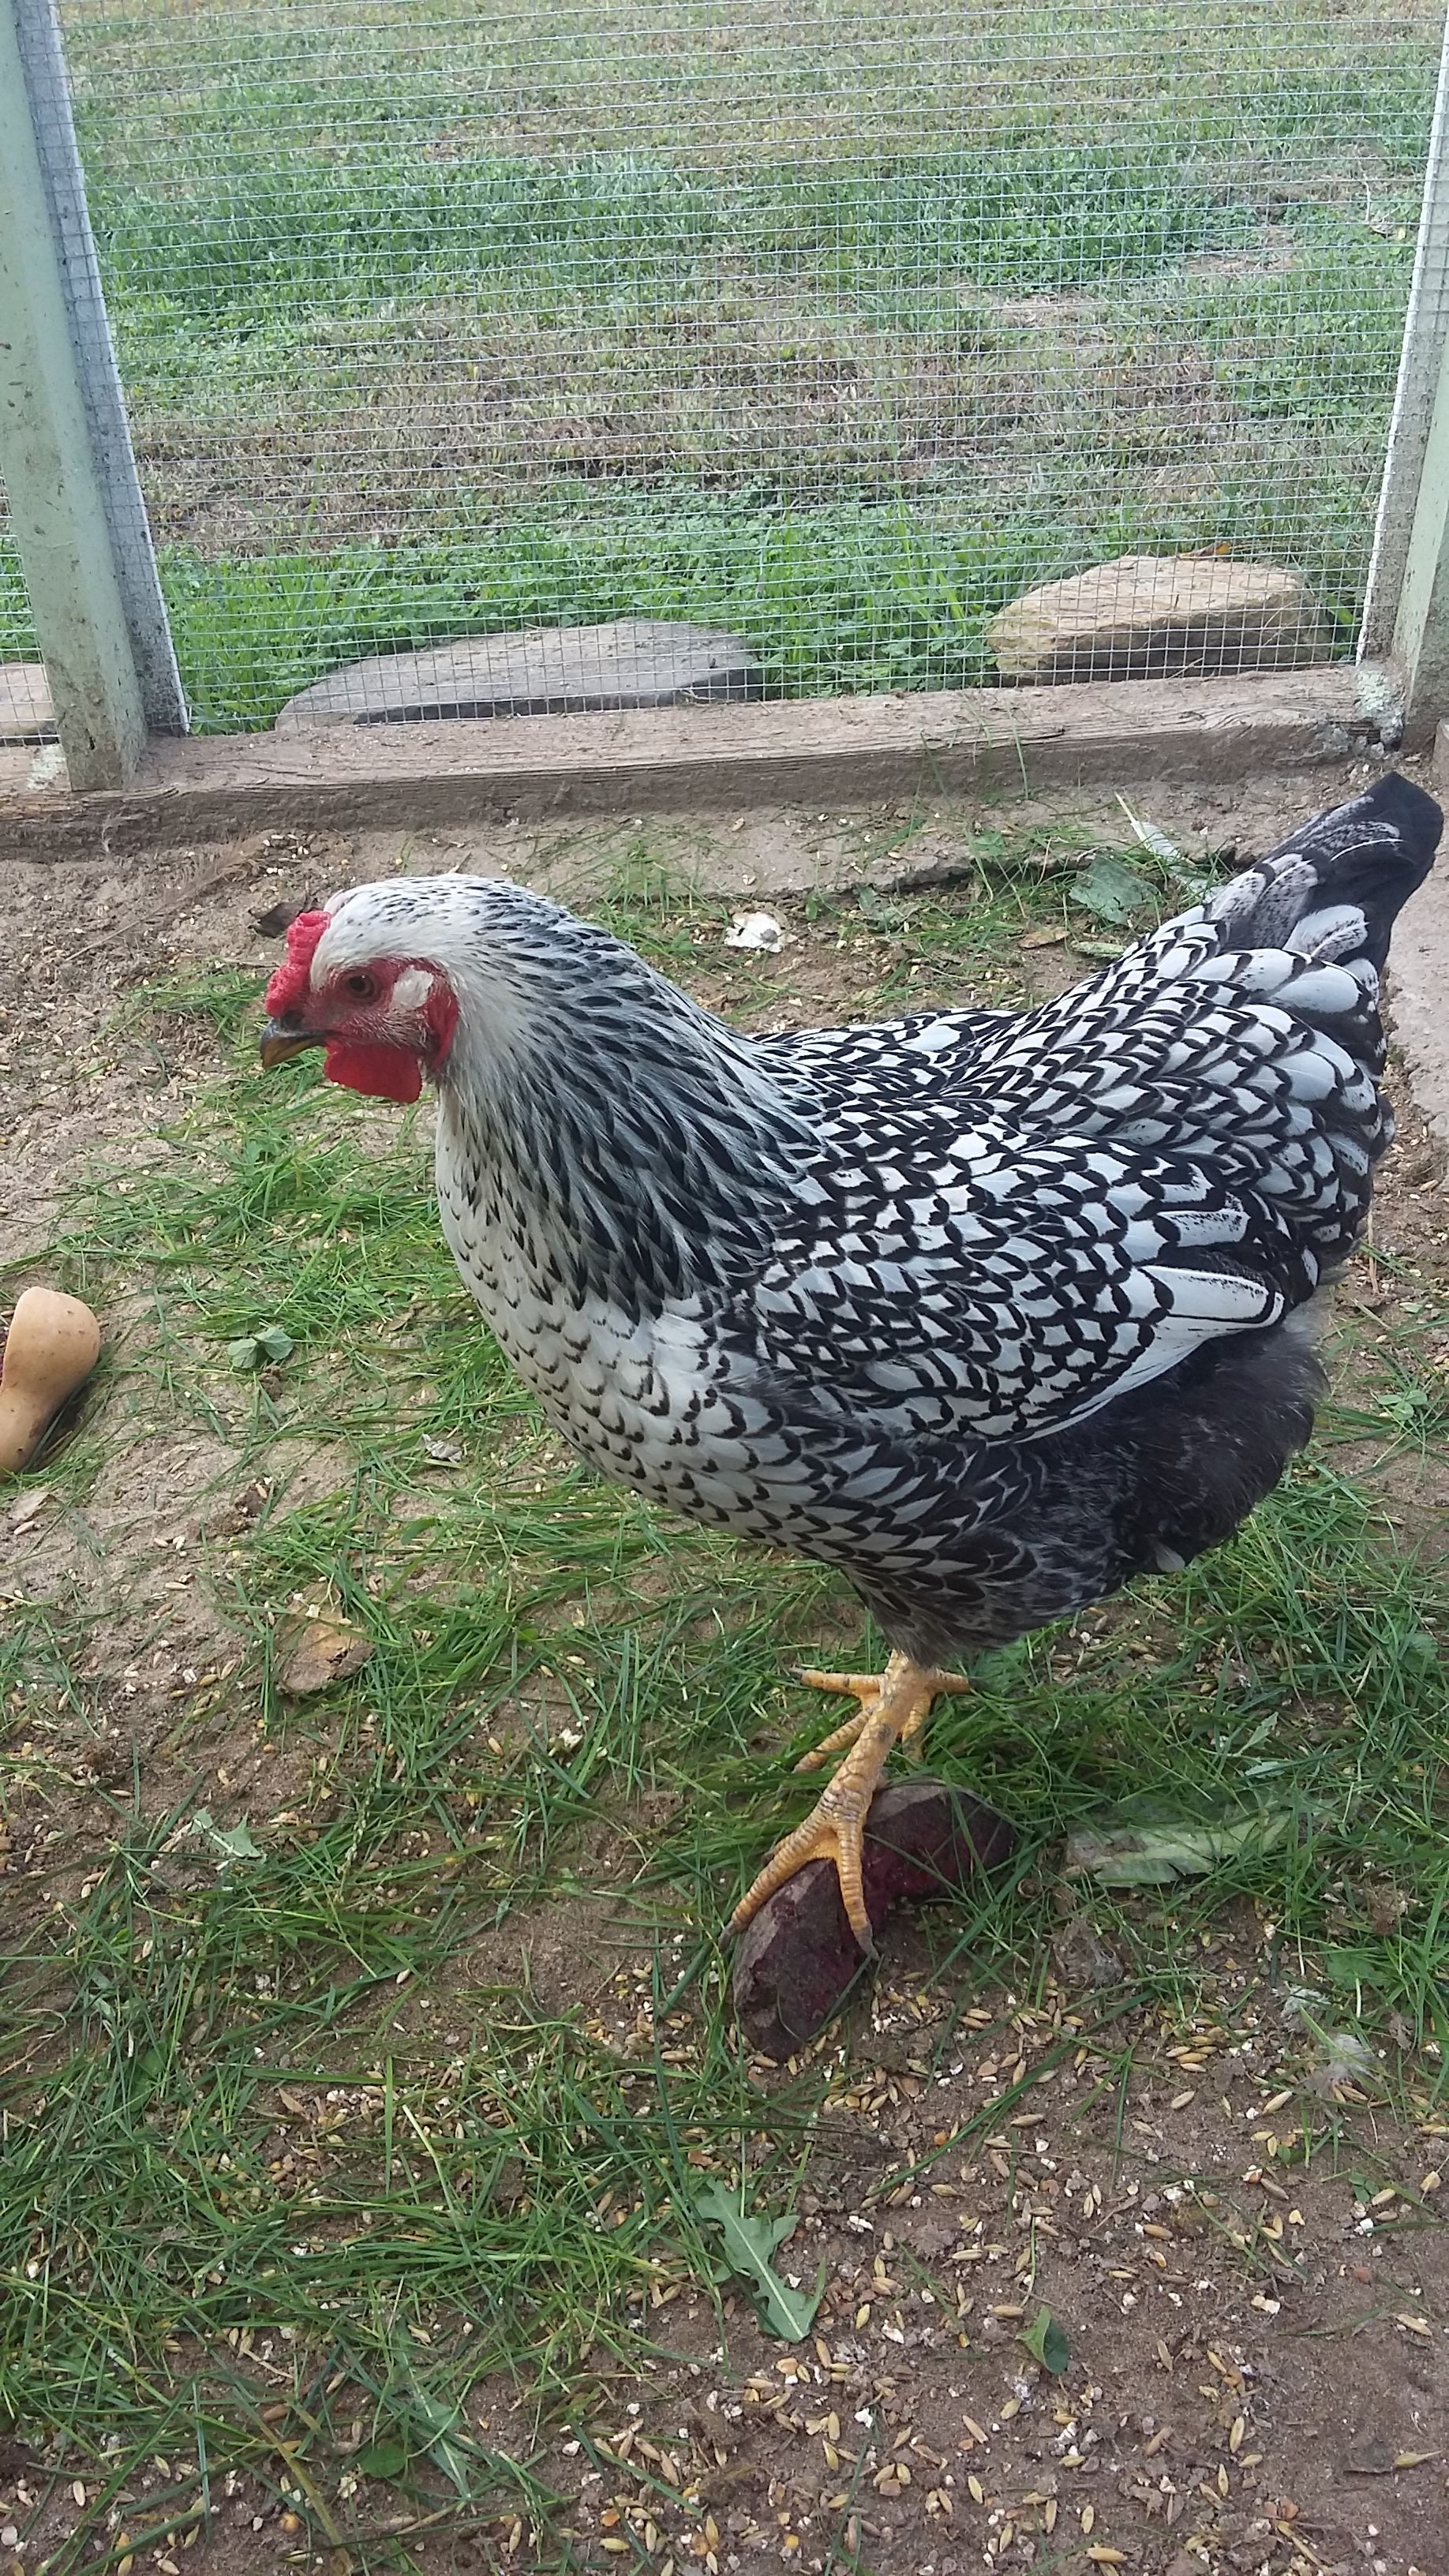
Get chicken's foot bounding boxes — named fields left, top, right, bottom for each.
left=729, top=1653, right=971, bottom=1952
left=792, top=1664, right=968, bottom=1772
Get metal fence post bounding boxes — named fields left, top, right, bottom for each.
left=1361, top=4, right=1449, bottom=732
left=0, top=0, right=185, bottom=788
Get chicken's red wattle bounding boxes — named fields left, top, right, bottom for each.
left=322, top=1040, right=423, bottom=1103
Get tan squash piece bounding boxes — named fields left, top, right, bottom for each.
left=0, top=1287, right=103, bottom=1477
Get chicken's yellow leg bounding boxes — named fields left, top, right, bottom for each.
left=729, top=1653, right=971, bottom=1952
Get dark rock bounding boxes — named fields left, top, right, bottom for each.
left=208, top=1478, right=271, bottom=1537
left=249, top=892, right=317, bottom=936
left=274, top=619, right=762, bottom=732
left=1342, top=2435, right=1396, bottom=2476
left=1050, top=1914, right=1127, bottom=1993
left=732, top=1778, right=1015, bottom=2061
left=907, top=2215, right=959, bottom=2256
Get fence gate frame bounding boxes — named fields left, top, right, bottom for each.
left=0, top=0, right=185, bottom=788
left=1362, top=5, right=1449, bottom=736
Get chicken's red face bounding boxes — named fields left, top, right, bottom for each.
left=259, top=911, right=459, bottom=1103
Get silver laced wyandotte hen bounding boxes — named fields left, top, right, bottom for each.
left=260, top=773, right=1440, bottom=1950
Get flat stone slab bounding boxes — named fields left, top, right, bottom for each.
left=732, top=1778, right=1016, bottom=2060
left=988, top=553, right=1329, bottom=683
left=0, top=664, right=54, bottom=745
left=275, top=619, right=762, bottom=732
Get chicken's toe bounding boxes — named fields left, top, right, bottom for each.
left=734, top=1656, right=976, bottom=1948
left=795, top=1705, right=878, bottom=1774
left=729, top=1796, right=877, bottom=1950
left=796, top=1667, right=884, bottom=1698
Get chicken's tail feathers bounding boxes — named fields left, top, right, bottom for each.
left=1206, top=771, right=1440, bottom=974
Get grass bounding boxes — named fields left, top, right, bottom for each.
left=2, top=833, right=1447, bottom=2559
left=0, top=460, right=1383, bottom=731
left=0, top=1, right=1431, bottom=721
left=93, top=148, right=1258, bottom=319
left=147, top=491, right=1367, bottom=730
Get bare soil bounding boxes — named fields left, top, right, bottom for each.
left=2, top=763, right=1448, bottom=2576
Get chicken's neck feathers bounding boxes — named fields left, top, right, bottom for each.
left=432, top=899, right=818, bottom=1310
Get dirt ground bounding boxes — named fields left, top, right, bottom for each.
left=2, top=758, right=1448, bottom=2576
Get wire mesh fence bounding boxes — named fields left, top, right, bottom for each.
left=0, top=477, right=43, bottom=724
left=2, top=0, right=1443, bottom=732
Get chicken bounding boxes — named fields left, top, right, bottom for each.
left=260, top=773, right=1440, bottom=1949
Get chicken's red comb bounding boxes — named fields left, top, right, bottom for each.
left=264, top=910, right=331, bottom=1017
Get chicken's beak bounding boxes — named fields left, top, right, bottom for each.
left=259, top=1020, right=318, bottom=1069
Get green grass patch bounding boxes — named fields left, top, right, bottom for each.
left=66, top=3, right=1437, bottom=179
left=153, top=466, right=1380, bottom=729
left=0, top=537, right=36, bottom=668
left=30, top=0, right=1435, bottom=725
left=91, top=145, right=1260, bottom=321
left=0, top=439, right=1393, bottom=732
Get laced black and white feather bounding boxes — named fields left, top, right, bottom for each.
left=305, top=774, right=1440, bottom=1665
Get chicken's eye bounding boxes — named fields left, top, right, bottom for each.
left=343, top=971, right=378, bottom=1002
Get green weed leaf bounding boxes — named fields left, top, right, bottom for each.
left=385, top=2334, right=475, bottom=2495
left=189, top=1808, right=262, bottom=1866
left=691, top=2181, right=826, bottom=2339
left=404, top=2384, right=473, bottom=2495
left=227, top=1324, right=294, bottom=1371
left=1069, top=853, right=1152, bottom=924
left=354, top=2439, right=409, bottom=2481
left=1020, top=2305, right=1070, bottom=2373
left=1066, top=1799, right=1297, bottom=1885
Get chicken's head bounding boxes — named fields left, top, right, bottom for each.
left=259, top=903, right=459, bottom=1103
